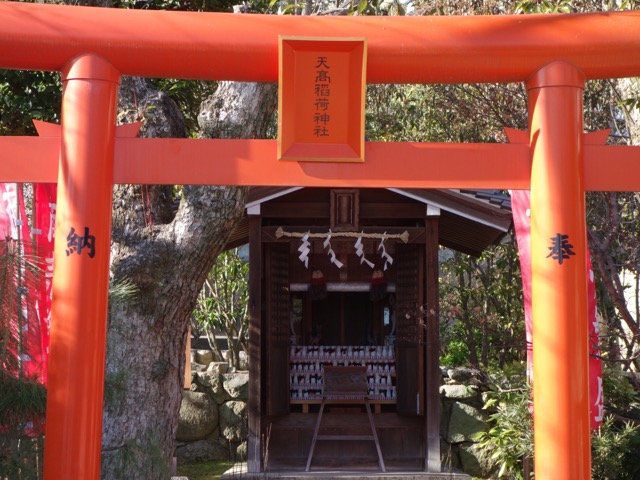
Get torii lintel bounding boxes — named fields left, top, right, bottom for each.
left=2, top=3, right=640, bottom=83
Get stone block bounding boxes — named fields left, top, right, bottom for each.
left=175, top=439, right=230, bottom=464
left=177, top=391, right=218, bottom=442
left=223, top=372, right=249, bottom=400
left=447, top=402, right=488, bottom=443
left=219, top=400, right=247, bottom=442
left=459, top=441, right=497, bottom=479
left=207, top=361, right=229, bottom=374
left=194, top=349, right=214, bottom=365
left=440, top=384, right=479, bottom=400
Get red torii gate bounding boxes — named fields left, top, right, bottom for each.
left=2, top=3, right=640, bottom=479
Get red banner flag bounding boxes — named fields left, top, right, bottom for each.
left=33, top=183, right=57, bottom=386
left=587, top=255, right=604, bottom=427
left=0, top=183, right=42, bottom=381
left=511, top=189, right=603, bottom=429
left=510, top=190, right=533, bottom=384
left=0, top=183, right=19, bottom=239
left=18, top=183, right=45, bottom=382
left=0, top=183, right=20, bottom=377
left=0, top=183, right=55, bottom=386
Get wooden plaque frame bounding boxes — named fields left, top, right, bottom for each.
left=278, top=36, right=367, bottom=163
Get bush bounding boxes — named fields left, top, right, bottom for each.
left=192, top=249, right=249, bottom=370
left=441, top=339, right=470, bottom=367
left=0, top=371, right=46, bottom=480
left=0, top=371, right=46, bottom=430
left=472, top=381, right=532, bottom=479
left=602, top=364, right=640, bottom=418
left=592, top=416, right=640, bottom=480
left=473, top=366, right=640, bottom=480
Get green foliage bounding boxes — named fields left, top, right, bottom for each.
left=262, top=0, right=411, bottom=15
left=474, top=364, right=640, bottom=480
left=0, top=434, right=44, bottom=480
left=176, top=460, right=235, bottom=479
left=0, top=375, right=45, bottom=480
left=0, top=70, right=61, bottom=136
left=107, top=278, right=139, bottom=318
left=367, top=84, right=438, bottom=142
left=513, top=0, right=573, bottom=13
left=114, top=0, right=237, bottom=12
left=415, top=0, right=507, bottom=15
left=355, top=0, right=409, bottom=15
left=416, top=0, right=639, bottom=15
left=587, top=191, right=640, bottom=373
left=514, top=0, right=638, bottom=14
left=617, top=91, right=640, bottom=120
left=0, top=251, right=19, bottom=375
left=0, top=371, right=46, bottom=432
left=193, top=249, right=249, bottom=369
left=602, top=363, right=640, bottom=416
left=476, top=403, right=640, bottom=480
left=366, top=81, right=528, bottom=144
left=440, top=240, right=525, bottom=369
left=592, top=416, right=640, bottom=480
left=440, top=339, right=469, bottom=367
left=473, top=367, right=532, bottom=479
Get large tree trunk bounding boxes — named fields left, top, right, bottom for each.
left=101, top=77, right=276, bottom=479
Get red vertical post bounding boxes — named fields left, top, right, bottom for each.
left=527, top=61, right=591, bottom=480
left=43, top=54, right=119, bottom=480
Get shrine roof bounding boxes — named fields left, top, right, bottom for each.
left=225, top=187, right=512, bottom=257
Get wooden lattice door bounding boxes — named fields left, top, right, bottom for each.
left=265, top=243, right=291, bottom=416
left=394, top=243, right=425, bottom=415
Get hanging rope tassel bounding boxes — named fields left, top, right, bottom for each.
left=378, top=235, right=394, bottom=271
left=298, top=232, right=311, bottom=268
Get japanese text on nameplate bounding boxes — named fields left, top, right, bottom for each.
left=313, top=56, right=331, bottom=137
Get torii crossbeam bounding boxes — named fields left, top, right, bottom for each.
left=2, top=3, right=640, bottom=479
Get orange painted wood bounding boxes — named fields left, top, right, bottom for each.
left=4, top=136, right=640, bottom=191
left=278, top=38, right=366, bottom=162
left=1, top=138, right=530, bottom=187
left=33, top=120, right=61, bottom=137
left=43, top=54, right=120, bottom=480
left=0, top=137, right=59, bottom=183
left=584, top=145, right=640, bottom=191
left=505, top=127, right=638, bottom=191
left=528, top=61, right=590, bottom=480
left=113, top=139, right=531, bottom=188
left=3, top=3, right=640, bottom=83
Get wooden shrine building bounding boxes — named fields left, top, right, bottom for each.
left=227, top=186, right=512, bottom=473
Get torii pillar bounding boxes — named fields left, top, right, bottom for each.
left=43, top=54, right=120, bottom=479
left=528, top=61, right=591, bottom=479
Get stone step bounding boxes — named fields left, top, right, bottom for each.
left=221, top=463, right=471, bottom=480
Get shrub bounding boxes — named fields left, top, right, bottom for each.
left=592, top=416, right=640, bottom=480
left=473, top=366, right=640, bottom=480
